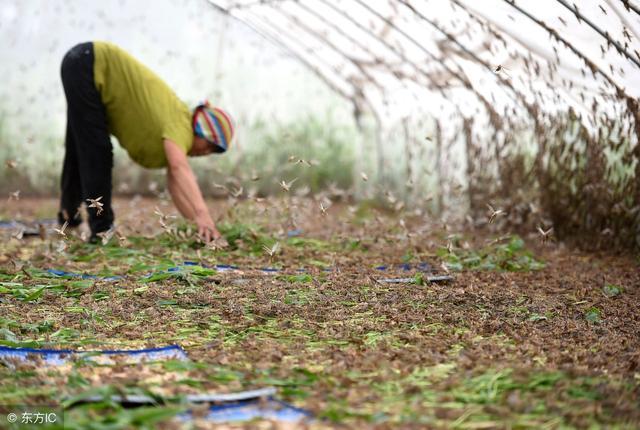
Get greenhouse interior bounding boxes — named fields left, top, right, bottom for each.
left=0, top=0, right=638, bottom=428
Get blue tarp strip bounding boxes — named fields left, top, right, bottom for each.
left=46, top=269, right=121, bottom=281
left=0, top=219, right=57, bottom=228
left=375, top=262, right=432, bottom=271
left=178, top=398, right=312, bottom=423
left=0, top=345, right=188, bottom=365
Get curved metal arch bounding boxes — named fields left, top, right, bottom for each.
left=620, top=0, right=640, bottom=17
left=396, top=0, right=539, bottom=122
left=448, top=0, right=616, bottom=120
left=503, top=0, right=637, bottom=110
left=287, top=0, right=451, bottom=125
left=316, top=0, right=458, bottom=96
left=204, top=0, right=356, bottom=101
left=222, top=0, right=477, bottom=120
left=233, top=6, right=391, bottom=178
left=265, top=4, right=387, bottom=91
left=351, top=0, right=517, bottom=138
left=554, top=0, right=640, bottom=68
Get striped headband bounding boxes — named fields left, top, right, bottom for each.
left=192, top=102, right=235, bottom=152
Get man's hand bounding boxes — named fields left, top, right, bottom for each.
left=164, top=139, right=223, bottom=244
left=195, top=212, right=221, bottom=243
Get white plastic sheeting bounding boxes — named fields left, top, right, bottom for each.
left=206, top=0, right=640, bottom=133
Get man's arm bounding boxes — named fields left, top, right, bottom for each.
left=164, top=139, right=220, bottom=242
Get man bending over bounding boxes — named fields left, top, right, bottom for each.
left=59, top=41, right=234, bottom=243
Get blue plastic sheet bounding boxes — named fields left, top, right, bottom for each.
left=170, top=262, right=280, bottom=274
left=71, top=388, right=279, bottom=406
left=375, top=262, right=432, bottom=271
left=68, top=388, right=313, bottom=424
left=0, top=345, right=188, bottom=366
left=0, top=219, right=57, bottom=237
left=46, top=269, right=121, bottom=281
left=204, top=398, right=311, bottom=423
left=180, top=398, right=312, bottom=424
left=0, top=219, right=57, bottom=228
left=212, top=264, right=240, bottom=271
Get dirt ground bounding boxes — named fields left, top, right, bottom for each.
left=0, top=196, right=638, bottom=429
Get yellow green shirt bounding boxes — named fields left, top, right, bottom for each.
left=92, top=41, right=193, bottom=168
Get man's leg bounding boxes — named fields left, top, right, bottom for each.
left=60, top=42, right=114, bottom=238
left=58, top=118, right=83, bottom=227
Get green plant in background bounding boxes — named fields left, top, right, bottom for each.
left=0, top=108, right=360, bottom=198
left=602, top=284, right=623, bottom=297
left=229, top=114, right=356, bottom=194
left=278, top=274, right=313, bottom=284
left=584, top=307, right=602, bottom=324
left=141, top=264, right=216, bottom=285
left=438, top=235, right=544, bottom=272
left=217, top=222, right=276, bottom=253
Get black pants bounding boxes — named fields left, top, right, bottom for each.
left=59, top=42, right=113, bottom=235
